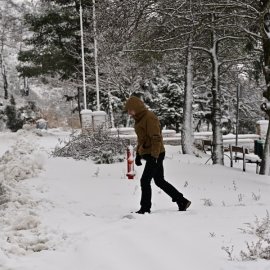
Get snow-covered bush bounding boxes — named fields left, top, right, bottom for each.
left=4, top=96, right=23, bottom=132
left=0, top=106, right=6, bottom=131
left=223, top=212, right=270, bottom=261
left=19, top=101, right=40, bottom=125
left=239, top=212, right=270, bottom=261
left=4, top=105, right=23, bottom=132
left=52, top=129, right=128, bottom=163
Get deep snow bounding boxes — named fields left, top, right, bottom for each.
left=0, top=129, right=270, bottom=270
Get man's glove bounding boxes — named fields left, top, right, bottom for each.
left=135, top=154, right=142, bottom=166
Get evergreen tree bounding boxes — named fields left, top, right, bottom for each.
left=17, top=0, right=95, bottom=124
left=10, top=94, right=16, bottom=106
left=4, top=95, right=23, bottom=132
left=140, top=67, right=184, bottom=132
left=17, top=0, right=93, bottom=80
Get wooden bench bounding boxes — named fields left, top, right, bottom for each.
left=202, top=140, right=231, bottom=164
left=202, top=140, right=261, bottom=173
left=229, top=145, right=261, bottom=173
left=202, top=140, right=213, bottom=164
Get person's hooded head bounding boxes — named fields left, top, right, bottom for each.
left=124, top=96, right=147, bottom=120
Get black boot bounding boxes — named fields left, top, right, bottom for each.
left=177, top=197, right=191, bottom=211
left=135, top=208, right=151, bottom=214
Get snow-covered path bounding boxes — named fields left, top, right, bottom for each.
left=1, top=130, right=270, bottom=270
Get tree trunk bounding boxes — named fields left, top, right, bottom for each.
left=1, top=54, right=8, bottom=100
left=23, top=76, right=29, bottom=96
left=211, top=39, right=224, bottom=165
left=260, top=5, right=270, bottom=174
left=3, top=65, right=8, bottom=100
left=259, top=123, right=270, bottom=174
left=181, top=36, right=194, bottom=154
left=77, top=87, right=82, bottom=126
left=108, top=91, right=115, bottom=128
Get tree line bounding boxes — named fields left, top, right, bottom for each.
left=2, top=0, right=270, bottom=174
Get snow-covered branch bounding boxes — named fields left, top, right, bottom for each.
left=240, top=27, right=262, bottom=39
left=192, top=46, right=211, bottom=55
left=124, top=46, right=187, bottom=53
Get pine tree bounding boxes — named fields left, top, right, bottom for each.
left=17, top=0, right=93, bottom=80
left=17, top=0, right=95, bottom=124
left=4, top=95, right=23, bottom=132
left=141, top=67, right=184, bottom=132
left=10, top=94, right=16, bottom=106
left=18, top=0, right=94, bottom=80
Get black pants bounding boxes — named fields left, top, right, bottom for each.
left=140, top=152, right=183, bottom=210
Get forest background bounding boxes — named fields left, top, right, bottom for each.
left=1, top=0, right=270, bottom=171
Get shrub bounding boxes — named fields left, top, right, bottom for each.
left=223, top=212, right=270, bottom=261
left=52, top=129, right=130, bottom=164
left=4, top=104, right=23, bottom=132
left=239, top=212, right=270, bottom=261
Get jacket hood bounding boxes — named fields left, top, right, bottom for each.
left=124, top=96, right=147, bottom=115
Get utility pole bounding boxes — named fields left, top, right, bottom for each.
left=235, top=84, right=240, bottom=146
left=79, top=0, right=87, bottom=110
left=92, top=0, right=100, bottom=110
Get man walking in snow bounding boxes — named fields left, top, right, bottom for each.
left=124, top=96, right=191, bottom=214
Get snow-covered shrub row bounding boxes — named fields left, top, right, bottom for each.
left=52, top=129, right=129, bottom=163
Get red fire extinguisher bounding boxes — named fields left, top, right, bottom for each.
left=126, top=145, right=135, bottom=180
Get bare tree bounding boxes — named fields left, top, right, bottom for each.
left=122, top=0, right=253, bottom=163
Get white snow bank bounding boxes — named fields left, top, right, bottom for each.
left=0, top=132, right=18, bottom=156
left=0, top=131, right=48, bottom=256
left=0, top=137, right=45, bottom=182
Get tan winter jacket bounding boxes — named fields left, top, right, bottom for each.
left=124, top=96, right=165, bottom=158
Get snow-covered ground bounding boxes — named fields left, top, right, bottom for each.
left=0, top=129, right=270, bottom=270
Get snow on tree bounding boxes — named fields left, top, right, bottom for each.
left=138, top=67, right=184, bottom=132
